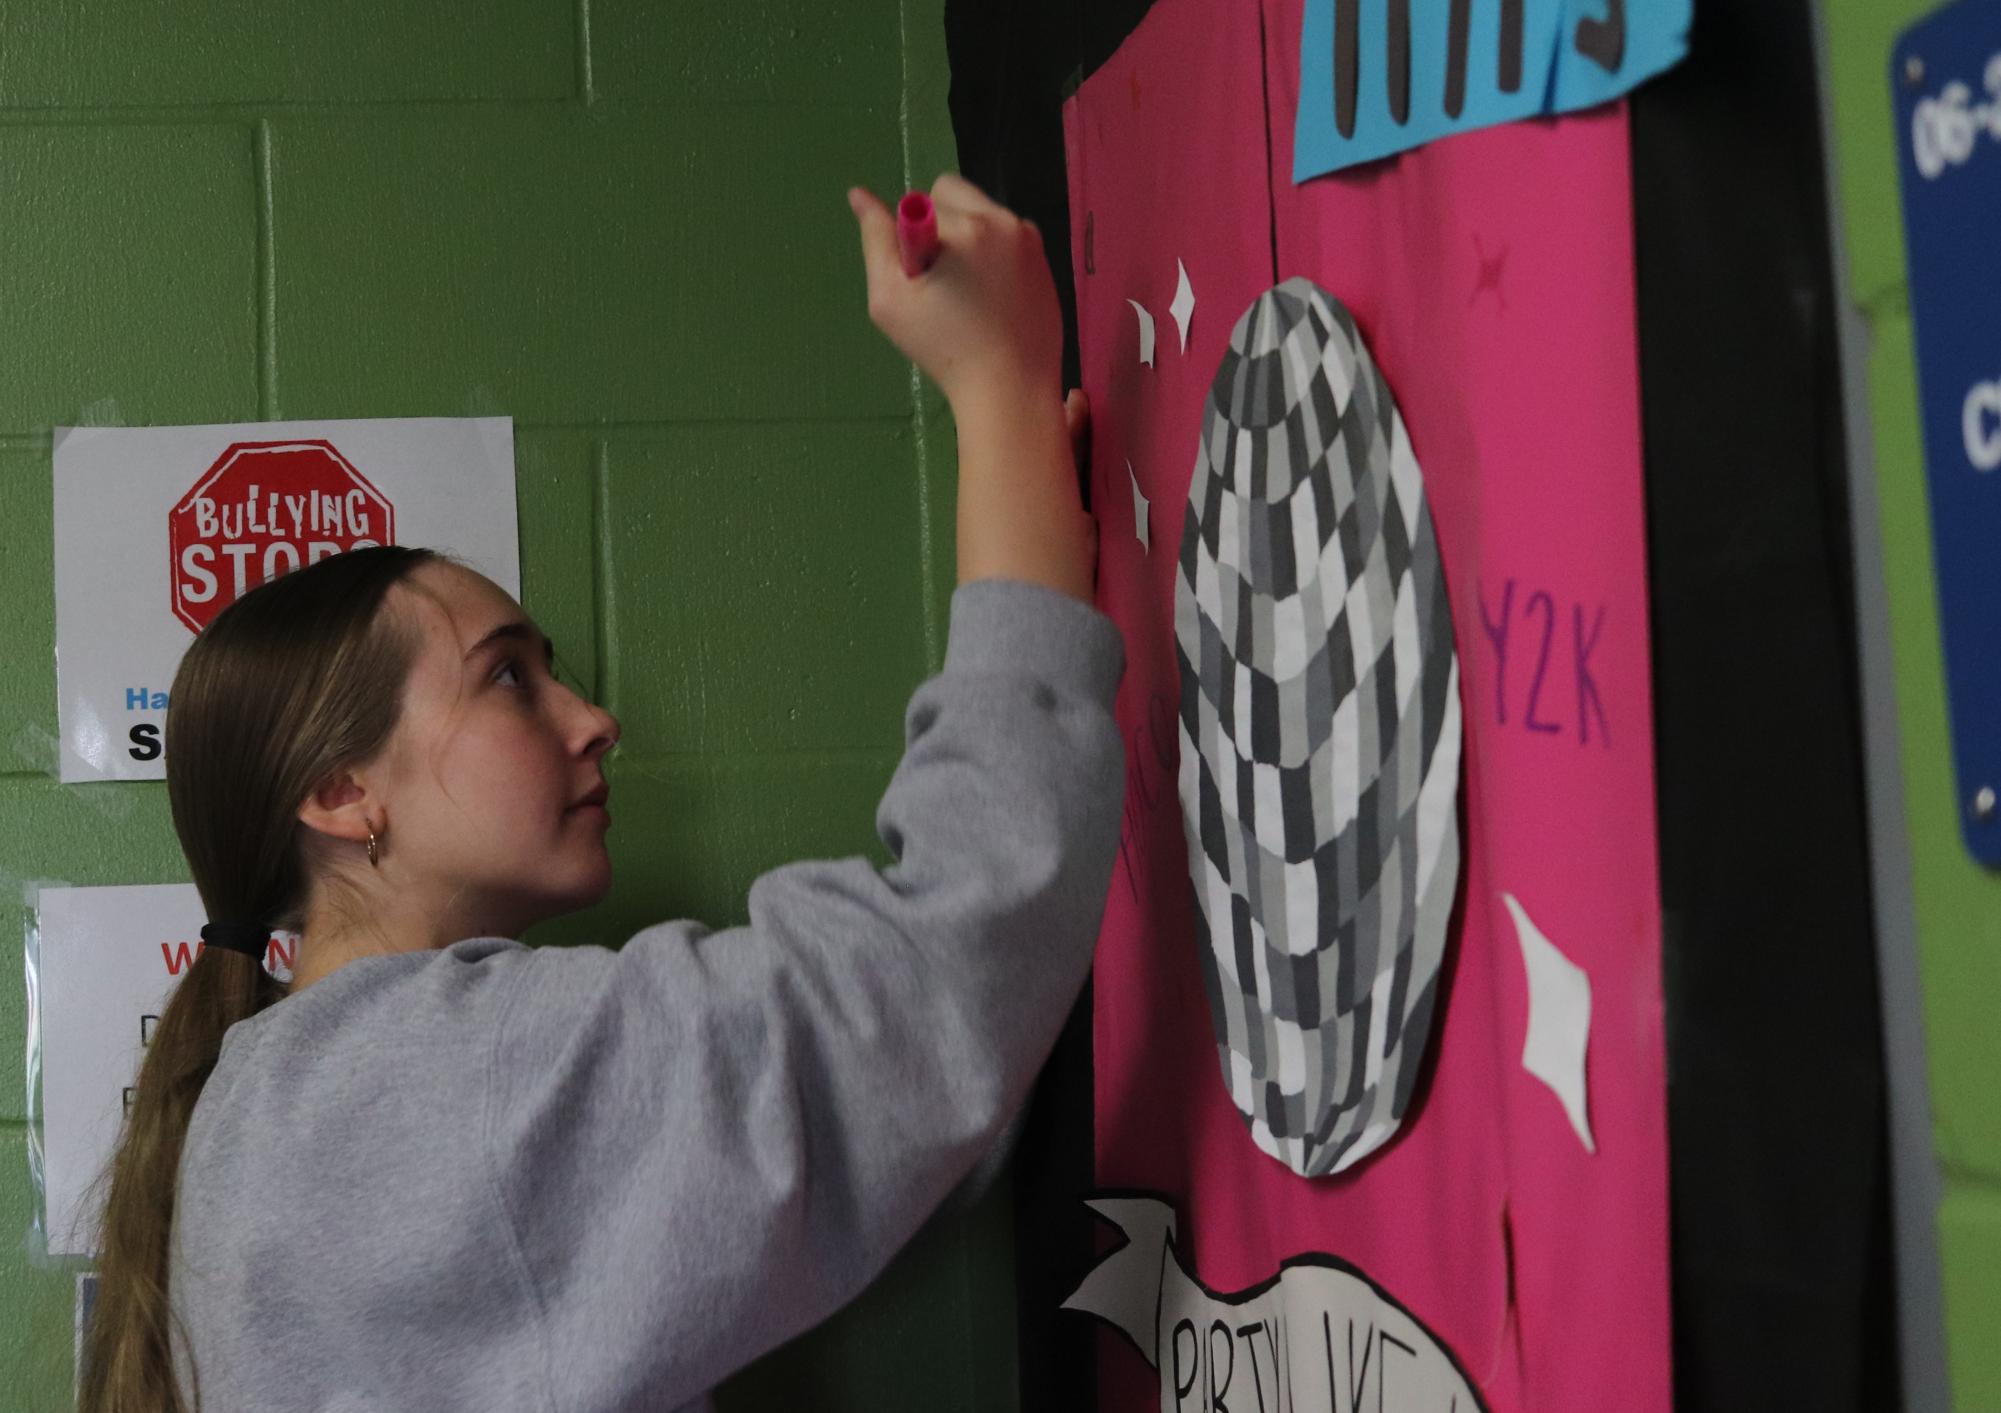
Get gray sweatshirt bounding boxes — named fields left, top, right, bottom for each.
left=166, top=577, right=1126, bottom=1413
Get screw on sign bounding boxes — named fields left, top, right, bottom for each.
left=169, top=440, right=395, bottom=634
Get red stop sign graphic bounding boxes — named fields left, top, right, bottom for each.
left=168, top=440, right=395, bottom=634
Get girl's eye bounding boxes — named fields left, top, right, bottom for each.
left=495, top=657, right=527, bottom=689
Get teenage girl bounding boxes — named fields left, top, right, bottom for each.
left=77, top=174, right=1125, bottom=1413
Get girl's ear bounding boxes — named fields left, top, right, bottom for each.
left=296, top=768, right=376, bottom=848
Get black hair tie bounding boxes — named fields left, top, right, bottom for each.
left=199, top=921, right=272, bottom=960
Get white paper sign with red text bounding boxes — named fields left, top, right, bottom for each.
left=52, top=416, right=519, bottom=781
left=34, top=883, right=295, bottom=1257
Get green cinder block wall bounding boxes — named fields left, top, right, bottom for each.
left=0, top=3, right=1008, bottom=1408
left=1821, top=0, right=2001, bottom=1405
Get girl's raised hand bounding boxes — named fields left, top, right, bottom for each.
left=849, top=174, right=1095, bottom=605
left=847, top=174, right=1064, bottom=417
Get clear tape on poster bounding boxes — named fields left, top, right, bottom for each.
left=21, top=870, right=122, bottom=1413
left=22, top=874, right=81, bottom=1271
left=5, top=714, right=155, bottom=822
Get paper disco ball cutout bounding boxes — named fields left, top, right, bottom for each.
left=1173, top=277, right=1464, bottom=1178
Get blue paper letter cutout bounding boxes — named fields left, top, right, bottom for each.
left=1294, top=0, right=1690, bottom=179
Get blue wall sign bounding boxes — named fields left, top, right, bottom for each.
left=1892, top=0, right=2001, bottom=866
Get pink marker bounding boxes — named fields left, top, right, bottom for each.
left=896, top=191, right=940, bottom=276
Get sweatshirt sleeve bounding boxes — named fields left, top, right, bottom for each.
left=481, top=577, right=1127, bottom=1410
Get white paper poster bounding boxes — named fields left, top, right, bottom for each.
left=52, top=416, right=519, bottom=782
left=35, top=883, right=292, bottom=1258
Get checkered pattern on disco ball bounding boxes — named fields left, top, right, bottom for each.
left=1173, top=277, right=1463, bottom=1178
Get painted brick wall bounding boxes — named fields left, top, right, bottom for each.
left=1821, top=0, right=2001, bottom=1404
left=0, top=2, right=1010, bottom=1407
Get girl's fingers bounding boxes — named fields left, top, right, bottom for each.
left=930, top=204, right=979, bottom=260
left=1065, top=388, right=1090, bottom=458
left=858, top=181, right=982, bottom=293
left=930, top=171, right=1007, bottom=218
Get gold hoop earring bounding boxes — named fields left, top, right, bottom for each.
left=367, top=828, right=380, bottom=869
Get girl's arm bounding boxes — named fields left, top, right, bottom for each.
left=483, top=578, right=1125, bottom=1405
left=477, top=179, right=1124, bottom=1405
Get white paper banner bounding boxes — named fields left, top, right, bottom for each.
left=52, top=416, right=519, bottom=782
left=1063, top=1196, right=1488, bottom=1412
left=35, top=883, right=292, bottom=1257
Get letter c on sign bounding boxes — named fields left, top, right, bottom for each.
left=1962, top=379, right=2001, bottom=472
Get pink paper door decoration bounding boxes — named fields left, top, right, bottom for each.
left=1060, top=0, right=1673, bottom=1408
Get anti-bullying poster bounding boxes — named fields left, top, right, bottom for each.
left=52, top=417, right=519, bottom=782
left=1061, top=0, right=1678, bottom=1407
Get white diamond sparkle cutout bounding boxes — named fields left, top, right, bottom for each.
left=1169, top=259, right=1195, bottom=354
left=1128, top=299, right=1156, bottom=367
left=1128, top=460, right=1150, bottom=554
left=1503, top=891, right=1596, bottom=1155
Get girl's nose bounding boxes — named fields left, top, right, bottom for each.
left=588, top=702, right=620, bottom=756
